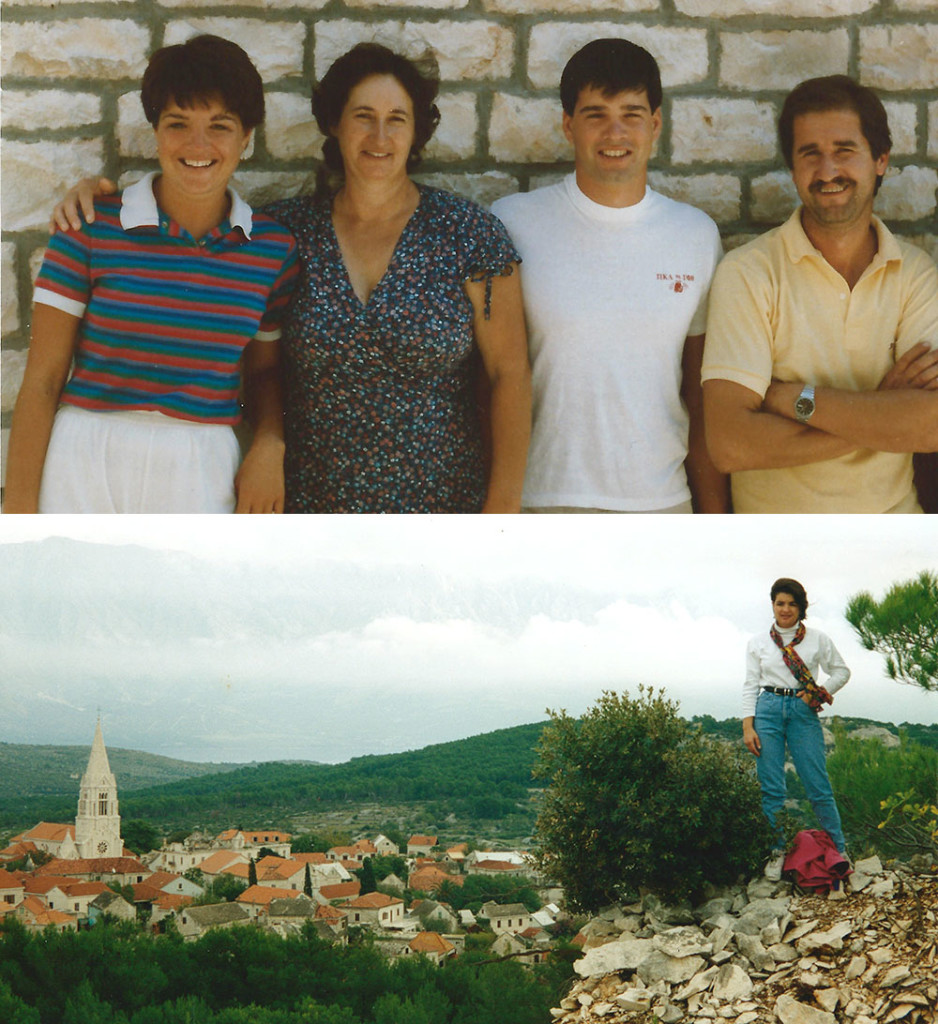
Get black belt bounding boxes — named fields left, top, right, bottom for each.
left=762, top=686, right=802, bottom=697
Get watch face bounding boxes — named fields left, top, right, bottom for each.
left=795, top=396, right=815, bottom=419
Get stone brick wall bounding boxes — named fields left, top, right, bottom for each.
left=2, top=0, right=937, bottom=475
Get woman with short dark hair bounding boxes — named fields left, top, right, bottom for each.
left=743, top=578, right=850, bottom=878
left=7, top=36, right=298, bottom=513
left=49, top=41, right=531, bottom=514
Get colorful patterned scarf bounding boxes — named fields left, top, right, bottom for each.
left=770, top=623, right=831, bottom=710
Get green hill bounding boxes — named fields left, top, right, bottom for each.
left=3, top=716, right=934, bottom=840
left=0, top=722, right=548, bottom=836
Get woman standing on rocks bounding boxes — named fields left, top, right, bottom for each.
left=742, top=577, right=850, bottom=879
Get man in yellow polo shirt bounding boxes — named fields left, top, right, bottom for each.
left=702, top=75, right=938, bottom=513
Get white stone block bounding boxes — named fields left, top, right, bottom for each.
left=117, top=92, right=156, bottom=160
left=427, top=93, right=478, bottom=162
left=675, top=0, right=874, bottom=14
left=164, top=20, right=305, bottom=82
left=860, top=25, right=938, bottom=91
left=930, top=102, right=938, bottom=161
left=1, top=21, right=150, bottom=80
left=314, top=20, right=513, bottom=82
left=159, top=0, right=327, bottom=7
left=414, top=171, right=518, bottom=207
left=1, top=139, right=105, bottom=232
left=265, top=93, right=321, bottom=162
left=345, top=0, right=469, bottom=8
left=2, top=90, right=102, bottom=131
left=671, top=99, right=777, bottom=165
left=2, top=349, right=28, bottom=413
left=486, top=0, right=655, bottom=11
left=882, top=102, right=918, bottom=157
left=750, top=171, right=798, bottom=224
left=877, top=166, right=938, bottom=221
left=488, top=94, right=569, bottom=163
left=649, top=172, right=741, bottom=224
left=528, top=23, right=708, bottom=91
left=2, top=245, right=21, bottom=339
left=230, top=171, right=317, bottom=208
left=719, top=30, right=849, bottom=90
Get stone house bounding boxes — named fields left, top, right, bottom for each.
left=480, top=901, right=533, bottom=935
left=88, top=889, right=136, bottom=925
left=411, top=898, right=459, bottom=933
left=237, top=885, right=305, bottom=919
left=144, top=870, right=203, bottom=900
left=0, top=868, right=24, bottom=911
left=35, top=855, right=149, bottom=886
left=176, top=901, right=252, bottom=941
left=314, top=903, right=349, bottom=942
left=406, top=930, right=457, bottom=965
left=215, top=829, right=291, bottom=858
left=374, top=835, right=399, bottom=857
left=407, top=835, right=437, bottom=858
left=409, top=864, right=461, bottom=895
left=15, top=894, right=77, bottom=932
left=195, top=850, right=248, bottom=880
left=9, top=823, right=79, bottom=860
left=343, top=891, right=405, bottom=929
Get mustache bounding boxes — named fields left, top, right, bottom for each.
left=809, top=177, right=854, bottom=193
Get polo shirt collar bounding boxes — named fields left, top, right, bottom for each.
left=120, top=171, right=255, bottom=238
left=782, top=205, right=903, bottom=268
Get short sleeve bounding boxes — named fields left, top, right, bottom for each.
left=451, top=197, right=520, bottom=319
left=255, top=237, right=300, bottom=342
left=33, top=223, right=94, bottom=318
left=702, top=247, right=777, bottom=398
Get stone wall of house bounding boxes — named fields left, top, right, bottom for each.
left=2, top=0, right=937, bottom=473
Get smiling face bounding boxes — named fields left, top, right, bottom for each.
left=332, top=74, right=416, bottom=184
left=772, top=592, right=803, bottom=629
left=790, top=108, right=889, bottom=234
left=563, top=85, right=661, bottom=207
left=155, top=96, right=250, bottom=213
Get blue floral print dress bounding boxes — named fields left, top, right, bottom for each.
left=264, top=186, right=520, bottom=513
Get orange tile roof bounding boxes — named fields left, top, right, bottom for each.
left=143, top=871, right=181, bottom=890
left=409, top=866, right=462, bottom=893
left=472, top=860, right=518, bottom=872
left=17, top=895, right=76, bottom=927
left=237, top=885, right=304, bottom=906
left=221, top=863, right=251, bottom=880
left=23, top=875, right=75, bottom=894
left=132, top=883, right=165, bottom=903
left=0, top=869, right=24, bottom=889
left=0, top=841, right=39, bottom=862
left=14, top=823, right=75, bottom=843
left=198, top=851, right=244, bottom=874
left=346, top=891, right=402, bottom=910
left=61, top=881, right=108, bottom=898
left=35, top=856, right=148, bottom=876
left=319, top=881, right=360, bottom=900
left=153, top=893, right=193, bottom=911
left=292, top=852, right=329, bottom=865
left=328, top=846, right=359, bottom=859
left=410, top=931, right=455, bottom=955
left=315, top=904, right=347, bottom=921
left=408, top=835, right=437, bottom=847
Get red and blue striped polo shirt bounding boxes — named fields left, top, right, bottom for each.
left=33, top=173, right=299, bottom=425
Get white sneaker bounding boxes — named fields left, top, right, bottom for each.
left=764, top=852, right=784, bottom=881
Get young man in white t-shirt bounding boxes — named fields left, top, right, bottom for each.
left=492, top=38, right=727, bottom=513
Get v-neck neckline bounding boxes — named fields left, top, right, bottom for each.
left=329, top=186, right=425, bottom=311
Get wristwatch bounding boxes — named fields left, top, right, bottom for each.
left=794, top=384, right=816, bottom=423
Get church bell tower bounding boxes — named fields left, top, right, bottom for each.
left=75, top=719, right=122, bottom=858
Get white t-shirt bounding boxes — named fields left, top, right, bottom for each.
left=492, top=175, right=722, bottom=510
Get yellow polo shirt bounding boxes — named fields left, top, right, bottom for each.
left=702, top=208, right=938, bottom=513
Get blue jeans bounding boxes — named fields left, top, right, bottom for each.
left=754, top=690, right=845, bottom=852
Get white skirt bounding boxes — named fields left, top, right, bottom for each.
left=38, top=405, right=241, bottom=514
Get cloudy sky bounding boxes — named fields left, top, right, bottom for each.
left=1, top=516, right=935, bottom=764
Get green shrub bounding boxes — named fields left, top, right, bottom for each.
left=533, top=687, right=773, bottom=910
left=827, top=727, right=938, bottom=857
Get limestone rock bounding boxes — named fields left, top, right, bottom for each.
left=775, top=993, right=836, bottom=1024
left=573, top=937, right=656, bottom=977
left=653, top=925, right=713, bottom=958
left=713, top=964, right=753, bottom=1002
left=637, top=950, right=707, bottom=985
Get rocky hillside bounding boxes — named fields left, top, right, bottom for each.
left=555, top=857, right=936, bottom=1024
